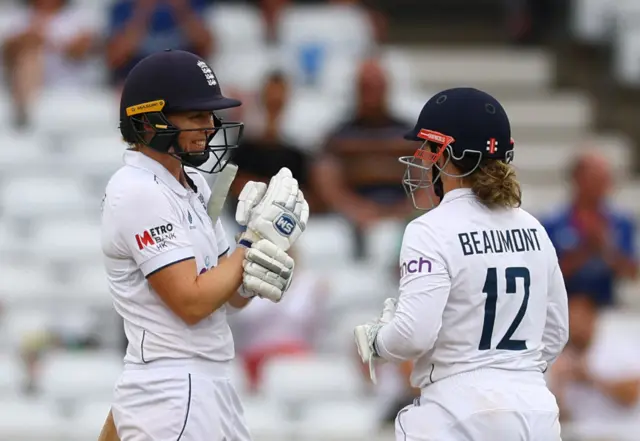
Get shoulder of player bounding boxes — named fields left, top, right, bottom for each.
left=403, top=210, right=446, bottom=248
left=104, top=165, right=175, bottom=212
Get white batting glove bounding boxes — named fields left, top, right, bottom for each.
left=354, top=298, right=397, bottom=384
left=235, top=181, right=267, bottom=227
left=239, top=239, right=295, bottom=303
left=236, top=168, right=309, bottom=251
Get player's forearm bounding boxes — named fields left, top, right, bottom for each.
left=182, top=248, right=245, bottom=324
left=227, top=290, right=252, bottom=309
left=376, top=307, right=439, bottom=363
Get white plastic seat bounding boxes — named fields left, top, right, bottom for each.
left=0, top=131, right=49, bottom=172
left=62, top=263, right=111, bottom=308
left=260, top=354, right=364, bottom=404
left=241, top=397, right=292, bottom=441
left=571, top=0, right=618, bottom=43
left=206, top=4, right=266, bottom=53
left=0, top=354, right=27, bottom=396
left=66, top=400, right=112, bottom=441
left=38, top=350, right=122, bottom=403
left=294, top=400, right=380, bottom=440
left=0, top=397, right=65, bottom=441
left=279, top=88, right=349, bottom=152
left=325, top=263, right=393, bottom=312
left=1, top=176, right=89, bottom=219
left=0, top=307, right=52, bottom=350
left=210, top=48, right=278, bottom=95
left=363, top=219, right=405, bottom=269
left=64, top=134, right=126, bottom=177
left=30, top=220, right=103, bottom=263
left=294, top=215, right=356, bottom=268
left=278, top=5, right=374, bottom=57
left=31, top=88, right=118, bottom=136
left=0, top=262, right=54, bottom=306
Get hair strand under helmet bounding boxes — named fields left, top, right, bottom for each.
left=119, top=49, right=244, bottom=173
left=399, top=87, right=516, bottom=211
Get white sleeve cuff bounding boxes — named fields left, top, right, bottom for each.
left=140, top=247, right=195, bottom=277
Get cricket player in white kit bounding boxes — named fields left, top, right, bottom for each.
left=99, top=50, right=309, bottom=441
left=354, top=87, right=569, bottom=441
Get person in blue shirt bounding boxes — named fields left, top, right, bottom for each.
left=542, top=152, right=638, bottom=307
left=106, top=0, right=213, bottom=87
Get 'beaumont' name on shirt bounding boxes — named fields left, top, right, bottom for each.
left=458, top=228, right=541, bottom=256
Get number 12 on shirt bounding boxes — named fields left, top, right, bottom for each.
left=478, top=267, right=530, bottom=351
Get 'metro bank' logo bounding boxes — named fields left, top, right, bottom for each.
left=135, top=224, right=175, bottom=250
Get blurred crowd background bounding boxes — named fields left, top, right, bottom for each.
left=1, top=0, right=640, bottom=440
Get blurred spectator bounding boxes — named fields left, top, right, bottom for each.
left=229, top=71, right=321, bottom=213
left=106, top=0, right=213, bottom=87
left=505, top=0, right=556, bottom=44
left=548, top=294, right=640, bottom=424
left=260, top=0, right=290, bottom=44
left=230, top=248, right=328, bottom=392
left=542, top=152, right=638, bottom=307
left=1, top=0, right=98, bottom=128
left=311, top=58, right=414, bottom=230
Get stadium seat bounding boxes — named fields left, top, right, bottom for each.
left=363, top=219, right=405, bottom=269
left=0, top=262, right=55, bottom=306
left=38, top=350, right=122, bottom=403
left=316, top=307, right=384, bottom=354
left=64, top=134, right=126, bottom=177
left=404, top=48, right=553, bottom=89
left=294, top=215, right=356, bottom=269
left=65, top=400, right=112, bottom=441
left=206, top=4, right=267, bottom=54
left=0, top=176, right=89, bottom=219
left=31, top=88, right=118, bottom=137
left=29, top=220, right=103, bottom=264
left=241, top=397, right=292, bottom=441
left=294, top=400, right=380, bottom=440
left=260, top=354, right=365, bottom=404
left=0, top=307, right=52, bottom=350
left=0, top=354, right=27, bottom=396
left=61, top=262, right=111, bottom=308
left=209, top=47, right=278, bottom=95
left=324, top=263, right=394, bottom=312
left=279, top=88, right=349, bottom=152
left=278, top=4, right=375, bottom=58
left=0, top=397, right=66, bottom=441
left=571, top=0, right=619, bottom=43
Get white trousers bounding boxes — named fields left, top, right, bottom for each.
left=112, top=359, right=252, bottom=441
left=395, top=369, right=562, bottom=441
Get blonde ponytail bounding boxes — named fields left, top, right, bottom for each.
left=468, top=160, right=521, bottom=209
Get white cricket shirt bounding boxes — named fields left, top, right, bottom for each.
left=376, top=188, right=569, bottom=389
left=101, top=150, right=232, bottom=364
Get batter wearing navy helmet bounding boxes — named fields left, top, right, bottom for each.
left=98, top=49, right=309, bottom=441
left=355, top=87, right=568, bottom=441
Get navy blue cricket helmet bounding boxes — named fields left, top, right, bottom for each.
left=399, top=87, right=515, bottom=209
left=119, top=49, right=244, bottom=173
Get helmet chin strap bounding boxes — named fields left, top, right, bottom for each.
left=169, top=133, right=212, bottom=168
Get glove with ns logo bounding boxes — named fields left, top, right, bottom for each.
left=236, top=167, right=309, bottom=251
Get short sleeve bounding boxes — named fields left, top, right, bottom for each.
left=113, top=184, right=195, bottom=277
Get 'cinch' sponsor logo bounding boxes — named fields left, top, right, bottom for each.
left=400, top=257, right=432, bottom=278
left=135, top=224, right=175, bottom=250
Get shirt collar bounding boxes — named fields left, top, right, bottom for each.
left=440, top=187, right=475, bottom=205
left=123, top=150, right=190, bottom=197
